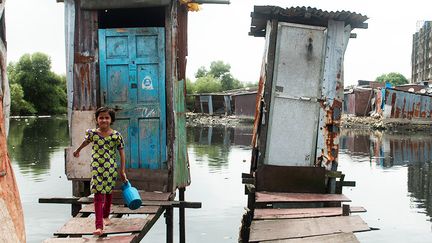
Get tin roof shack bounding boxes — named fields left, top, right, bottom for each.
left=241, top=6, right=370, bottom=242
left=357, top=80, right=385, bottom=89
left=232, top=90, right=258, bottom=119
left=192, top=93, right=231, bottom=115
left=394, top=83, right=427, bottom=92
left=0, top=2, right=26, bottom=243
left=345, top=87, right=374, bottom=116
left=383, top=88, right=432, bottom=120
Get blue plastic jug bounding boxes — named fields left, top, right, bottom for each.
left=121, top=181, right=142, bottom=210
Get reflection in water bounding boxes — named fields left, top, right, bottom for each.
left=7, top=116, right=69, bottom=177
left=341, top=129, right=432, bottom=222
left=186, top=126, right=252, bottom=172
left=341, top=130, right=432, bottom=166
left=408, top=163, right=432, bottom=219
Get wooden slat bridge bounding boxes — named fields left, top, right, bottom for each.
left=246, top=191, right=371, bottom=243
left=240, top=166, right=374, bottom=242
left=40, top=190, right=201, bottom=242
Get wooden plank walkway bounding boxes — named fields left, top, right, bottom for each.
left=44, top=191, right=171, bottom=242
left=245, top=191, right=371, bottom=242
left=254, top=206, right=366, bottom=219
left=255, top=192, right=351, bottom=203
left=249, top=215, right=369, bottom=242
left=260, top=232, right=360, bottom=243
left=44, top=234, right=139, bottom=243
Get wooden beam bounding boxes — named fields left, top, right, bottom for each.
left=255, top=192, right=351, bottom=203
left=254, top=206, right=365, bottom=220
left=249, top=215, right=370, bottom=242
left=39, top=197, right=202, bottom=208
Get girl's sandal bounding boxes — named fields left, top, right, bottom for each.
left=93, top=228, right=103, bottom=236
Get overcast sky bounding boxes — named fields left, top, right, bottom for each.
left=6, top=0, right=432, bottom=85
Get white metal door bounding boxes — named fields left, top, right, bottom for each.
left=265, top=23, right=326, bottom=166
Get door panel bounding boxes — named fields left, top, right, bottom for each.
left=99, top=27, right=166, bottom=170
left=265, top=23, right=326, bottom=166
left=137, top=64, right=159, bottom=103
left=139, top=119, right=161, bottom=169
left=107, top=65, right=129, bottom=103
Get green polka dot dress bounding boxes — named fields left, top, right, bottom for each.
left=84, top=129, right=125, bottom=194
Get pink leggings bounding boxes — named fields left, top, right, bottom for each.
left=94, top=193, right=112, bottom=230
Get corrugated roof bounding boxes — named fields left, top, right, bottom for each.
left=250, top=6, right=368, bottom=37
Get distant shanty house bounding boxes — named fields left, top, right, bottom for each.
left=231, top=89, right=257, bottom=118
left=192, top=87, right=258, bottom=118
left=393, top=83, right=427, bottom=92
left=357, top=80, right=385, bottom=89
left=344, top=87, right=374, bottom=116
left=412, top=21, right=432, bottom=83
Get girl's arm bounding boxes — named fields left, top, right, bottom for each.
left=73, top=140, right=90, bottom=157
left=119, top=148, right=127, bottom=182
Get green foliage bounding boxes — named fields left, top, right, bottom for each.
left=185, top=78, right=195, bottom=110
left=375, top=72, right=408, bottom=86
left=194, top=75, right=222, bottom=94
left=191, top=60, right=243, bottom=94
left=8, top=53, right=67, bottom=115
left=10, top=83, right=37, bottom=115
left=195, top=66, right=208, bottom=79
left=186, top=78, right=195, bottom=94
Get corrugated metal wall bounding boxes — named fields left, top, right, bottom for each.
left=385, top=89, right=432, bottom=119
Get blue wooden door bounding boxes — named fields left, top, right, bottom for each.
left=99, top=28, right=166, bottom=169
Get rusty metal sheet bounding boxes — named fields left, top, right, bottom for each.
left=72, top=3, right=98, bottom=110
left=250, top=6, right=368, bottom=37
left=256, top=165, right=326, bottom=193
left=0, top=99, right=26, bottom=242
left=316, top=20, right=350, bottom=181
left=54, top=218, right=149, bottom=236
left=384, top=89, right=432, bottom=119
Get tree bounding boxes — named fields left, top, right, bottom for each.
left=10, top=83, right=36, bottom=115
left=376, top=72, right=408, bottom=86
left=192, top=61, right=243, bottom=93
left=195, top=66, right=208, bottom=79
left=194, top=75, right=222, bottom=94
left=8, top=53, right=67, bottom=115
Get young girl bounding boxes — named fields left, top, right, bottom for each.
left=73, top=107, right=127, bottom=235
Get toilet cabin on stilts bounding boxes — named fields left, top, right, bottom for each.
left=40, top=0, right=228, bottom=242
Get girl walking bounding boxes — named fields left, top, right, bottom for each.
left=73, top=107, right=128, bottom=235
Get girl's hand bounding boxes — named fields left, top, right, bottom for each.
left=120, top=170, right=127, bottom=182
left=73, top=150, right=80, bottom=157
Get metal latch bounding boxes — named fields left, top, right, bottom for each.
left=275, top=94, right=318, bottom=103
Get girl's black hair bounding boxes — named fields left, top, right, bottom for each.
left=95, top=107, right=115, bottom=124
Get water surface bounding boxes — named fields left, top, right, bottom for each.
left=8, top=117, right=432, bottom=242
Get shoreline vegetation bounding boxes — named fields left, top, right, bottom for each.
left=186, top=112, right=432, bottom=132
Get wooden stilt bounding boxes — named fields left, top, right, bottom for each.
left=166, top=207, right=173, bottom=243
left=179, top=188, right=186, bottom=243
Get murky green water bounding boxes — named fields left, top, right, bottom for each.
left=8, top=117, right=432, bottom=242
